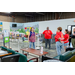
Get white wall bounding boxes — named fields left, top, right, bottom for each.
left=3, top=22, right=10, bottom=31
left=39, top=18, right=75, bottom=34
left=2, top=22, right=23, bottom=31
left=2, top=18, right=75, bottom=34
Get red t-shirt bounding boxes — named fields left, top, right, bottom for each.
left=55, top=32, right=64, bottom=42
left=63, top=34, right=69, bottom=43
left=43, top=30, right=53, bottom=39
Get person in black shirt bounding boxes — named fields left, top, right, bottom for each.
left=69, top=31, right=71, bottom=46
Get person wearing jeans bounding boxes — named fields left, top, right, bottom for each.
left=55, top=27, right=64, bottom=55
left=28, top=27, right=36, bottom=49
left=45, top=39, right=51, bottom=49
left=56, top=42, right=64, bottom=55
left=29, top=42, right=35, bottom=49
left=43, top=27, right=53, bottom=49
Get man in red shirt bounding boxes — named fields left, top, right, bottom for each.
left=43, top=27, right=53, bottom=49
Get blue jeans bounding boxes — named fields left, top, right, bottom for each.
left=45, top=39, right=51, bottom=48
left=29, top=42, right=35, bottom=49
left=56, top=41, right=64, bottom=55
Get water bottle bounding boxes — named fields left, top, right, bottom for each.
left=40, top=46, right=43, bottom=54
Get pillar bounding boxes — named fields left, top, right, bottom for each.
left=55, top=13, right=59, bottom=19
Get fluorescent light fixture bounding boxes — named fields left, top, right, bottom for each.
left=36, top=12, right=45, bottom=15
left=1, top=12, right=11, bottom=13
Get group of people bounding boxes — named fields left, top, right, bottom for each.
left=43, top=27, right=69, bottom=55
left=55, top=27, right=69, bottom=55
left=28, top=27, right=75, bottom=56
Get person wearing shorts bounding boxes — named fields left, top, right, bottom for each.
left=63, top=29, right=69, bottom=51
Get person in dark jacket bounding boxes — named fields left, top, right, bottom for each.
left=69, top=31, right=71, bottom=47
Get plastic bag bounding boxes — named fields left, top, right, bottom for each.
left=70, top=43, right=73, bottom=48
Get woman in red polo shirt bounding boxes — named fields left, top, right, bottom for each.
left=43, top=27, right=53, bottom=49
left=55, top=27, right=64, bottom=55
left=63, top=29, right=69, bottom=51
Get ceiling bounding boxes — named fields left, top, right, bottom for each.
left=0, top=12, right=49, bottom=17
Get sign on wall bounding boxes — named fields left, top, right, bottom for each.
left=3, top=29, right=9, bottom=43
left=0, top=22, right=3, bottom=32
left=24, top=22, right=39, bottom=35
left=10, top=22, right=39, bottom=35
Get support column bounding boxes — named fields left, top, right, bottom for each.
left=55, top=13, right=59, bottom=19
left=12, top=16, right=15, bottom=22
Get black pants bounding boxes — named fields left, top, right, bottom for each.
left=69, top=39, right=71, bottom=46
left=45, top=39, right=51, bottom=49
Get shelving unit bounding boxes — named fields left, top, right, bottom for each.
left=35, top=34, right=42, bottom=50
